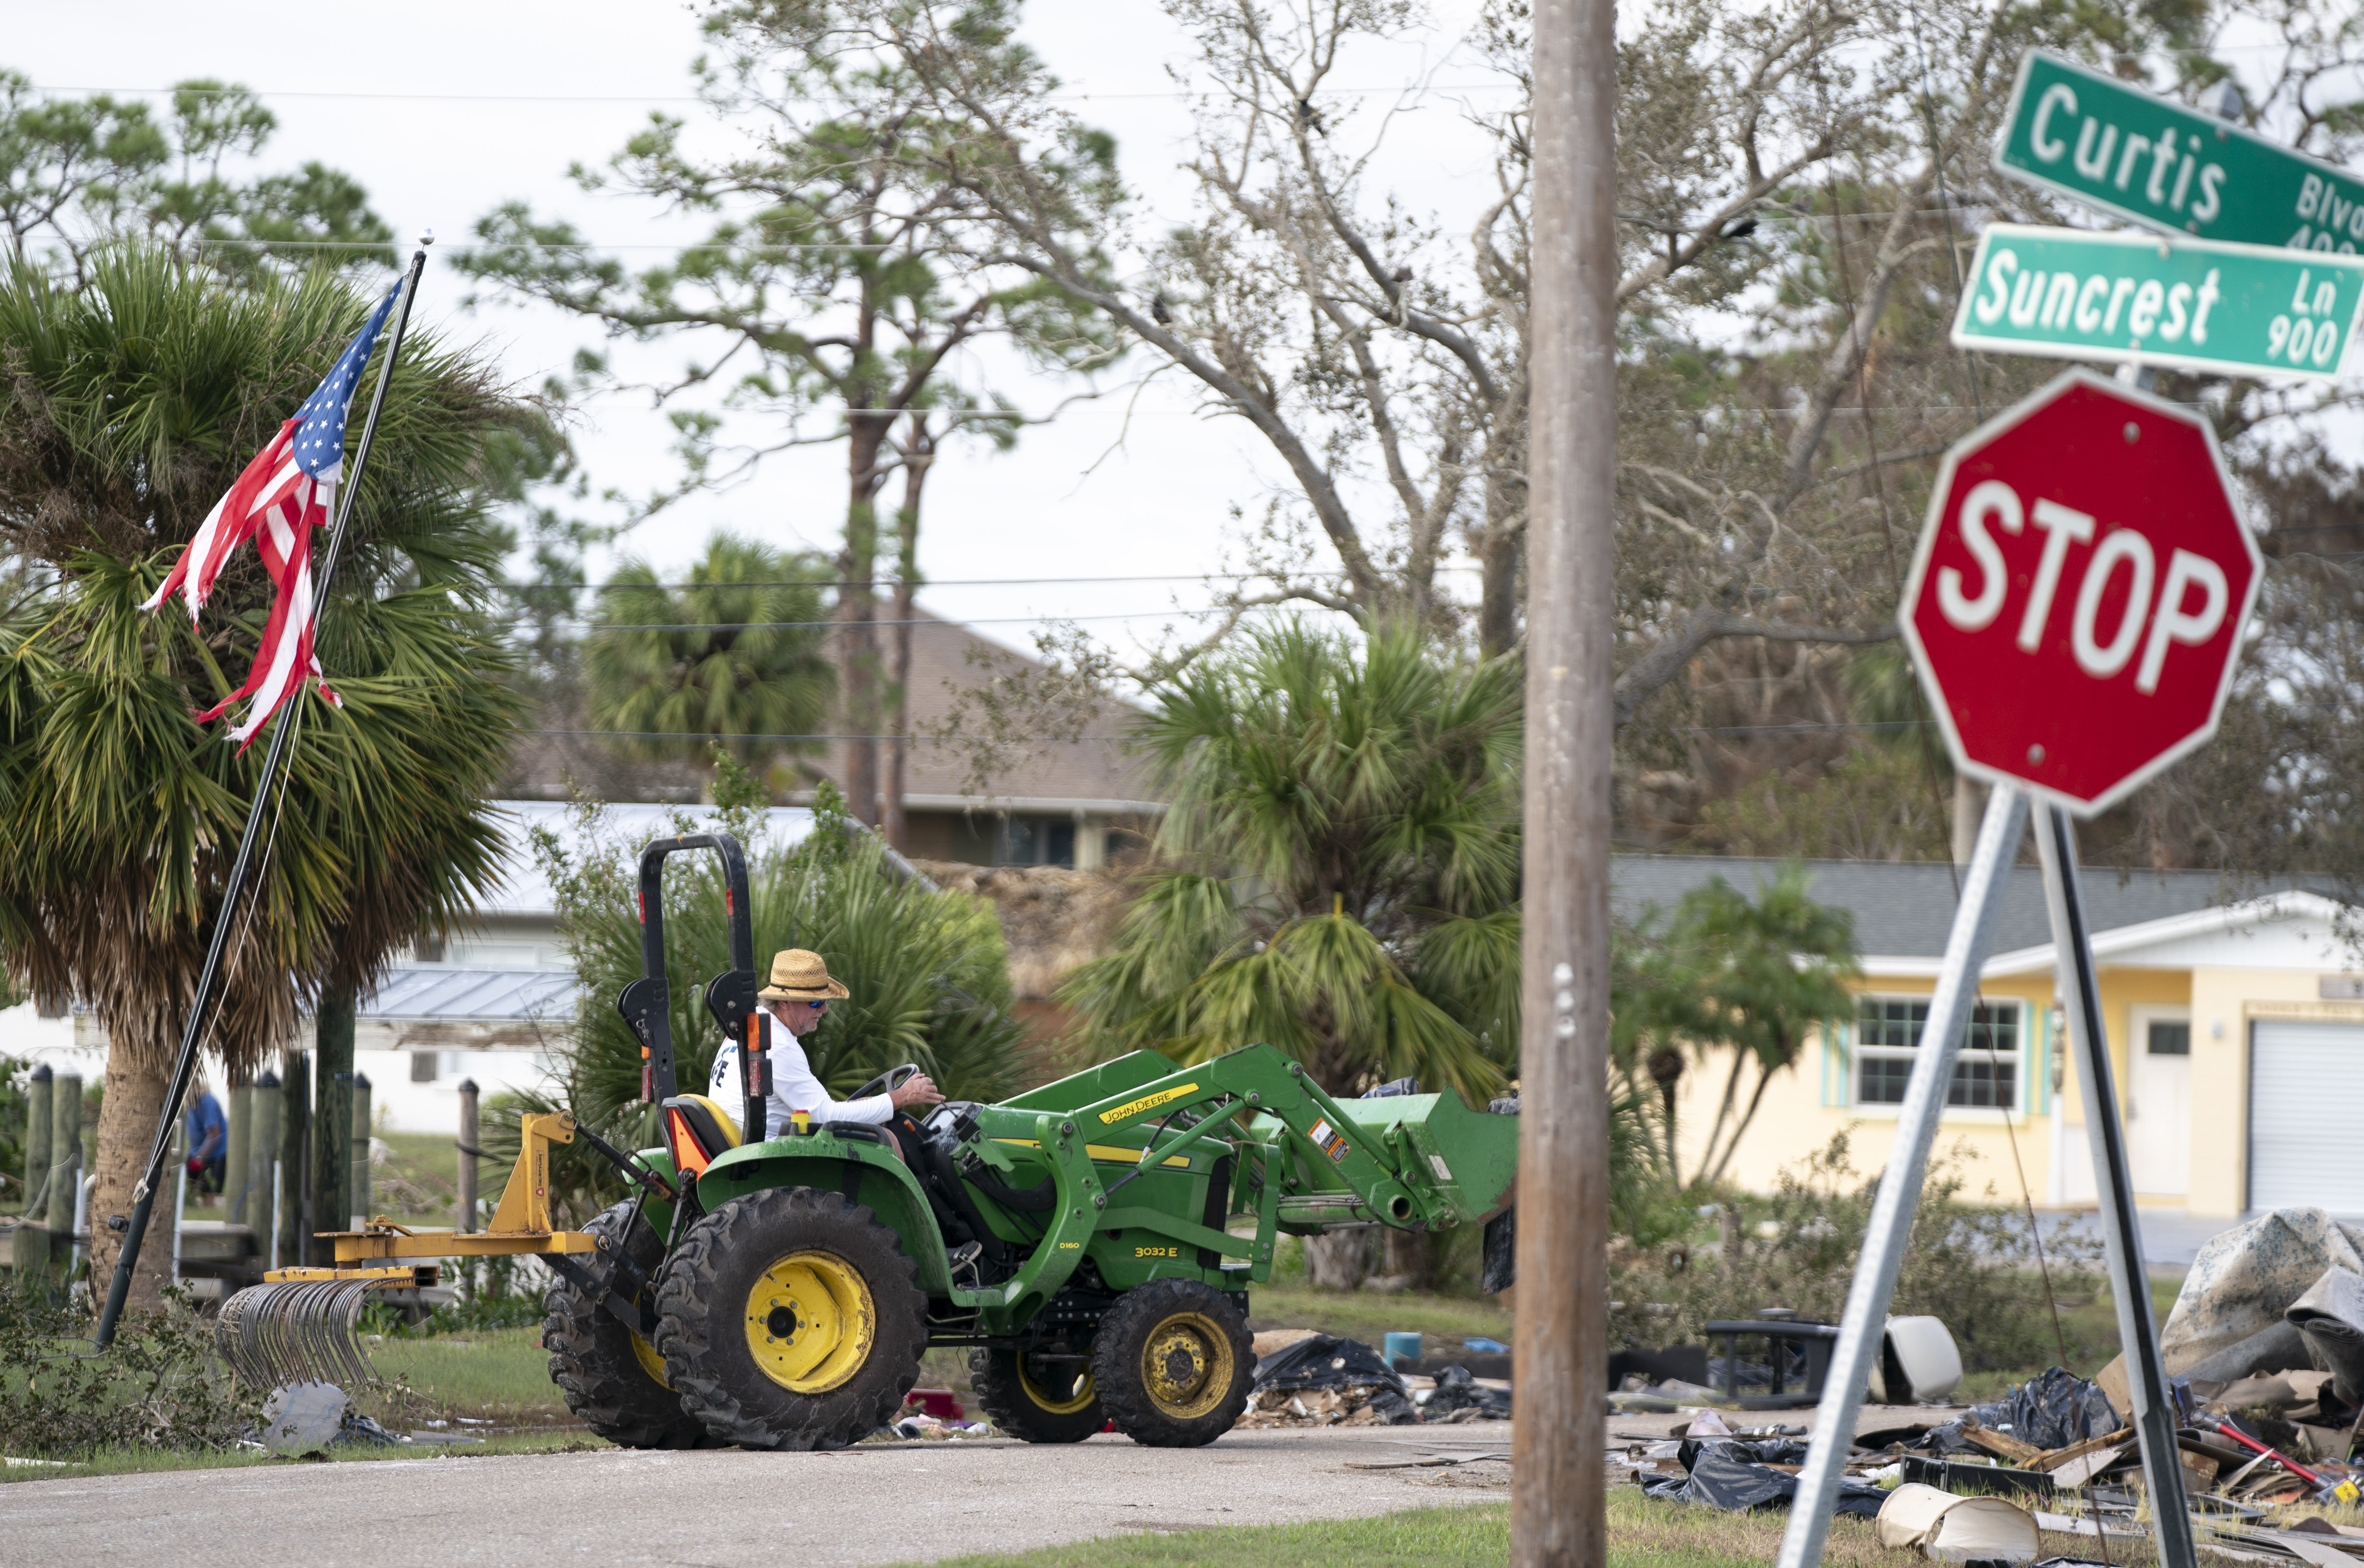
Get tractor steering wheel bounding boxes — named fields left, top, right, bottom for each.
left=850, top=1063, right=922, bottom=1102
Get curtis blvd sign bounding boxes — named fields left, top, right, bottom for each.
left=1950, top=223, right=2364, bottom=379
left=1998, top=49, right=2364, bottom=253
left=1899, top=370, right=2262, bottom=815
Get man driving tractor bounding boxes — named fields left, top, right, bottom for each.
left=710, top=947, right=944, bottom=1139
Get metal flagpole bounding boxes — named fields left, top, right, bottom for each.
left=1777, top=783, right=2031, bottom=1568
left=2035, top=802, right=2198, bottom=1568
left=94, top=237, right=433, bottom=1348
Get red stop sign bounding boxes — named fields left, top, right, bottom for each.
left=1900, top=370, right=2261, bottom=815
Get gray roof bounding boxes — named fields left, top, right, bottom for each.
left=823, top=609, right=1161, bottom=812
left=1609, top=856, right=2330, bottom=959
left=362, top=968, right=579, bottom=1021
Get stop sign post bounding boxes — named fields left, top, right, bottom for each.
left=1783, top=368, right=2253, bottom=1568
left=1911, top=369, right=2255, bottom=1568
left=1900, top=368, right=2261, bottom=814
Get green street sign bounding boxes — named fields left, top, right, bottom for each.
left=1951, top=224, right=2364, bottom=380
left=1997, top=49, right=2364, bottom=254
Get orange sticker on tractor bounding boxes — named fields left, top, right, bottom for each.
left=1307, top=1118, right=1351, bottom=1163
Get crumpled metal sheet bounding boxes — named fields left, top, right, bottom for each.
left=2185, top=1320, right=2313, bottom=1385
left=2160, top=1209, right=2364, bottom=1376
left=2285, top=1265, right=2364, bottom=1406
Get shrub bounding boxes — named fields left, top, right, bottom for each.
left=1608, top=1132, right=2106, bottom=1374
left=0, top=1277, right=257, bottom=1456
left=360, top=1254, right=545, bottom=1339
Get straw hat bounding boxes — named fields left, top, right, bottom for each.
left=757, top=947, right=850, bottom=1002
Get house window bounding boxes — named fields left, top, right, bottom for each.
left=998, top=816, right=1076, bottom=868
left=2147, top=1020, right=2191, bottom=1056
left=1854, top=996, right=2021, bottom=1109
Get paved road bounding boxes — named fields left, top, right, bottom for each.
left=2, top=1427, right=1511, bottom=1568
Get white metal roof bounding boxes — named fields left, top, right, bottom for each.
left=360, top=967, right=579, bottom=1020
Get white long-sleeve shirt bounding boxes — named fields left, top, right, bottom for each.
left=708, top=1011, right=893, bottom=1140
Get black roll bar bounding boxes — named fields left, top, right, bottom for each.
left=613, top=833, right=760, bottom=1116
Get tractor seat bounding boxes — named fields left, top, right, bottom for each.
left=662, top=1094, right=741, bottom=1178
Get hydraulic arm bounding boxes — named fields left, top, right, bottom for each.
left=906, top=1043, right=1517, bottom=1332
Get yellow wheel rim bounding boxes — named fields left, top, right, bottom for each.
left=1017, top=1354, right=1097, bottom=1415
left=744, top=1250, right=875, bottom=1394
left=1138, top=1311, right=1234, bottom=1421
left=629, top=1324, right=670, bottom=1389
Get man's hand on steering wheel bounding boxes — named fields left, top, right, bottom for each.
left=890, top=1073, right=944, bottom=1111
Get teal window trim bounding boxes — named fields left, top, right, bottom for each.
left=2032, top=1005, right=2050, bottom=1116
left=1852, top=993, right=2023, bottom=1110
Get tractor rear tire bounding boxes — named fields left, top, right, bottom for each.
left=1090, top=1279, right=1253, bottom=1447
left=969, top=1345, right=1105, bottom=1443
left=654, top=1186, right=927, bottom=1451
left=543, top=1199, right=711, bottom=1449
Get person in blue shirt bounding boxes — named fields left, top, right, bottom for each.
left=186, top=1082, right=227, bottom=1204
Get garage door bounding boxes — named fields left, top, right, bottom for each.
left=2250, top=1021, right=2364, bottom=1211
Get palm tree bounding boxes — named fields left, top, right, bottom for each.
left=584, top=531, right=836, bottom=774
left=0, top=249, right=527, bottom=1311
left=1061, top=622, right=1524, bottom=1104
left=1635, top=869, right=1861, bottom=1192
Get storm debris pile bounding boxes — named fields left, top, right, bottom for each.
left=1235, top=1333, right=1507, bottom=1426
left=1618, top=1219, right=2364, bottom=1564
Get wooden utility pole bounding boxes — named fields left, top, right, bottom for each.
left=1515, top=0, right=1617, bottom=1561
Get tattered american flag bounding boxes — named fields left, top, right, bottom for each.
left=141, top=285, right=402, bottom=747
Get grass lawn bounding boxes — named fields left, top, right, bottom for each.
left=1244, top=1284, right=1511, bottom=1349
left=363, top=1324, right=573, bottom=1426
left=902, top=1482, right=2254, bottom=1568
left=2, top=1324, right=586, bottom=1484
left=900, top=1487, right=2184, bottom=1568
left=166, top=1130, right=477, bottom=1229
left=0, top=1429, right=602, bottom=1486
left=1598, top=1489, right=2218, bottom=1568
left=366, top=1130, right=472, bottom=1227
left=906, top=1504, right=1509, bottom=1568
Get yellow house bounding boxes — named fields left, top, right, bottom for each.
left=1615, top=856, right=2364, bottom=1220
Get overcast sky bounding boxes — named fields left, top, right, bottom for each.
left=9, top=0, right=1516, bottom=665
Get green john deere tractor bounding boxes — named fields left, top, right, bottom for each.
left=542, top=832, right=1520, bottom=1452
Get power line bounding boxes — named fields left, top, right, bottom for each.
left=29, top=43, right=2314, bottom=108
left=555, top=606, right=1295, bottom=631
left=527, top=729, right=1132, bottom=741
left=25, top=80, right=1525, bottom=106
left=505, top=570, right=1474, bottom=592
left=34, top=208, right=2009, bottom=251
left=26, top=237, right=906, bottom=254
left=540, top=719, right=1940, bottom=744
